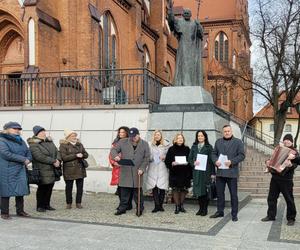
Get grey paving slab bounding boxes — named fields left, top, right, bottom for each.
left=1, top=195, right=300, bottom=250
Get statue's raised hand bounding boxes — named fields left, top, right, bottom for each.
left=167, top=0, right=174, bottom=10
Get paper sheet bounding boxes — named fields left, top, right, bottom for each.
left=175, top=156, right=187, bottom=165
left=195, top=154, right=208, bottom=171
left=218, top=154, right=229, bottom=169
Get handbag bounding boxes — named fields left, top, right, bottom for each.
left=53, top=166, right=62, bottom=181
left=27, top=168, right=41, bottom=185
left=80, top=159, right=89, bottom=168
left=206, top=180, right=217, bottom=200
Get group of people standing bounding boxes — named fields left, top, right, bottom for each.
left=1, top=120, right=298, bottom=225
left=0, top=122, right=88, bottom=219
left=110, top=125, right=246, bottom=221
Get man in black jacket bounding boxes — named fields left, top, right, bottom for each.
left=261, top=134, right=298, bottom=226
left=210, top=125, right=245, bottom=222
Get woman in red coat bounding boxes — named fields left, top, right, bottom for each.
left=109, top=126, right=132, bottom=210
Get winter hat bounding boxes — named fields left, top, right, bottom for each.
left=283, top=134, right=293, bottom=143
left=3, top=121, right=22, bottom=130
left=129, top=127, right=140, bottom=137
left=64, top=129, right=77, bottom=139
left=33, top=125, right=45, bottom=136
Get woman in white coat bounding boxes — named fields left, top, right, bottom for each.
left=146, top=130, right=169, bottom=213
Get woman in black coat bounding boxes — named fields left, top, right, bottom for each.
left=165, top=133, right=191, bottom=214
left=27, top=126, right=61, bottom=212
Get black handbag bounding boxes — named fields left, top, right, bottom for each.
left=206, top=180, right=217, bottom=200
left=80, top=159, right=89, bottom=169
left=27, top=168, right=41, bottom=185
left=53, top=166, right=62, bottom=181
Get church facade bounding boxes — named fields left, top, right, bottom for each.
left=0, top=0, right=252, bottom=120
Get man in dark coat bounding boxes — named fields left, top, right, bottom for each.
left=111, top=127, right=150, bottom=216
left=0, top=122, right=32, bottom=219
left=27, top=125, right=61, bottom=212
left=210, top=125, right=245, bottom=222
left=261, top=134, right=298, bottom=226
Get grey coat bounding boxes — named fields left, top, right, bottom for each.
left=110, top=138, right=150, bottom=188
left=211, top=137, right=245, bottom=178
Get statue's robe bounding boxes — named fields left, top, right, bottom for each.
left=168, top=14, right=203, bottom=86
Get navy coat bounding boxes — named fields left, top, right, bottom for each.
left=0, top=133, right=32, bottom=197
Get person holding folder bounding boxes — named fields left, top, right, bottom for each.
left=210, top=125, right=245, bottom=222
left=111, top=127, right=150, bottom=216
left=188, top=130, right=215, bottom=216
left=165, top=133, right=191, bottom=214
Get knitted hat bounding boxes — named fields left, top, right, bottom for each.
left=33, top=125, right=45, bottom=136
left=64, top=129, right=77, bottom=139
left=3, top=121, right=22, bottom=130
left=283, top=134, right=293, bottom=143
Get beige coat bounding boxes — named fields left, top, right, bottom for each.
left=146, top=142, right=170, bottom=190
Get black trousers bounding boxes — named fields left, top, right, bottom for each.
left=36, top=183, right=54, bottom=209
left=198, top=195, right=209, bottom=213
left=65, top=178, right=84, bottom=204
left=152, top=186, right=165, bottom=207
left=1, top=196, right=24, bottom=215
left=216, top=177, right=238, bottom=218
left=267, top=177, right=297, bottom=221
left=118, top=187, right=144, bottom=212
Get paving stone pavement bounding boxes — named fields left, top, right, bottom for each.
left=0, top=191, right=299, bottom=250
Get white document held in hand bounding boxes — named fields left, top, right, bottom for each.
left=218, top=154, right=229, bottom=169
left=195, top=154, right=208, bottom=171
left=175, top=156, right=187, bottom=165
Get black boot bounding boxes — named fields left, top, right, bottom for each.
left=152, top=205, right=160, bottom=213
left=174, top=205, right=180, bottom=214
left=196, top=197, right=203, bottom=215
left=179, top=203, right=186, bottom=213
left=201, top=198, right=208, bottom=216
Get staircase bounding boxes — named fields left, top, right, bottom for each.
left=238, top=146, right=300, bottom=197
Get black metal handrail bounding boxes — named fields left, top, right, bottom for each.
left=0, top=68, right=171, bottom=107
left=225, top=110, right=276, bottom=155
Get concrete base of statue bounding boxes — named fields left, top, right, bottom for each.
left=148, top=86, right=242, bottom=146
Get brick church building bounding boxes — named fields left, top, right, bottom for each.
left=0, top=0, right=252, bottom=120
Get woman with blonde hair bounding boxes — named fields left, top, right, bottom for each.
left=146, top=130, right=170, bottom=213
left=60, top=129, right=88, bottom=209
left=165, top=133, right=191, bottom=214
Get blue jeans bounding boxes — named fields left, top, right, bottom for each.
left=216, top=177, right=238, bottom=218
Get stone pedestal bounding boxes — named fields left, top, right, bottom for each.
left=149, top=86, right=241, bottom=145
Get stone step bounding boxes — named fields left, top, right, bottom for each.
left=240, top=166, right=266, bottom=171
left=239, top=176, right=271, bottom=183
left=239, top=171, right=270, bottom=176
left=239, top=180, right=300, bottom=189
left=239, top=186, right=300, bottom=194
left=239, top=175, right=300, bottom=182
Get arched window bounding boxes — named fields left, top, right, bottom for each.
left=102, top=12, right=118, bottom=69
left=143, top=46, right=151, bottom=69
left=214, top=32, right=229, bottom=64
left=232, top=52, right=236, bottom=69
left=28, top=18, right=35, bottom=65
left=223, top=87, right=228, bottom=105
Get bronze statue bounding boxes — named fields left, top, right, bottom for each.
left=167, top=0, right=204, bottom=86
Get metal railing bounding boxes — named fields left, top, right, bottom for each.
left=226, top=111, right=275, bottom=155
left=0, top=68, right=171, bottom=107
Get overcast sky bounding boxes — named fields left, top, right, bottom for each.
left=248, top=0, right=269, bottom=114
